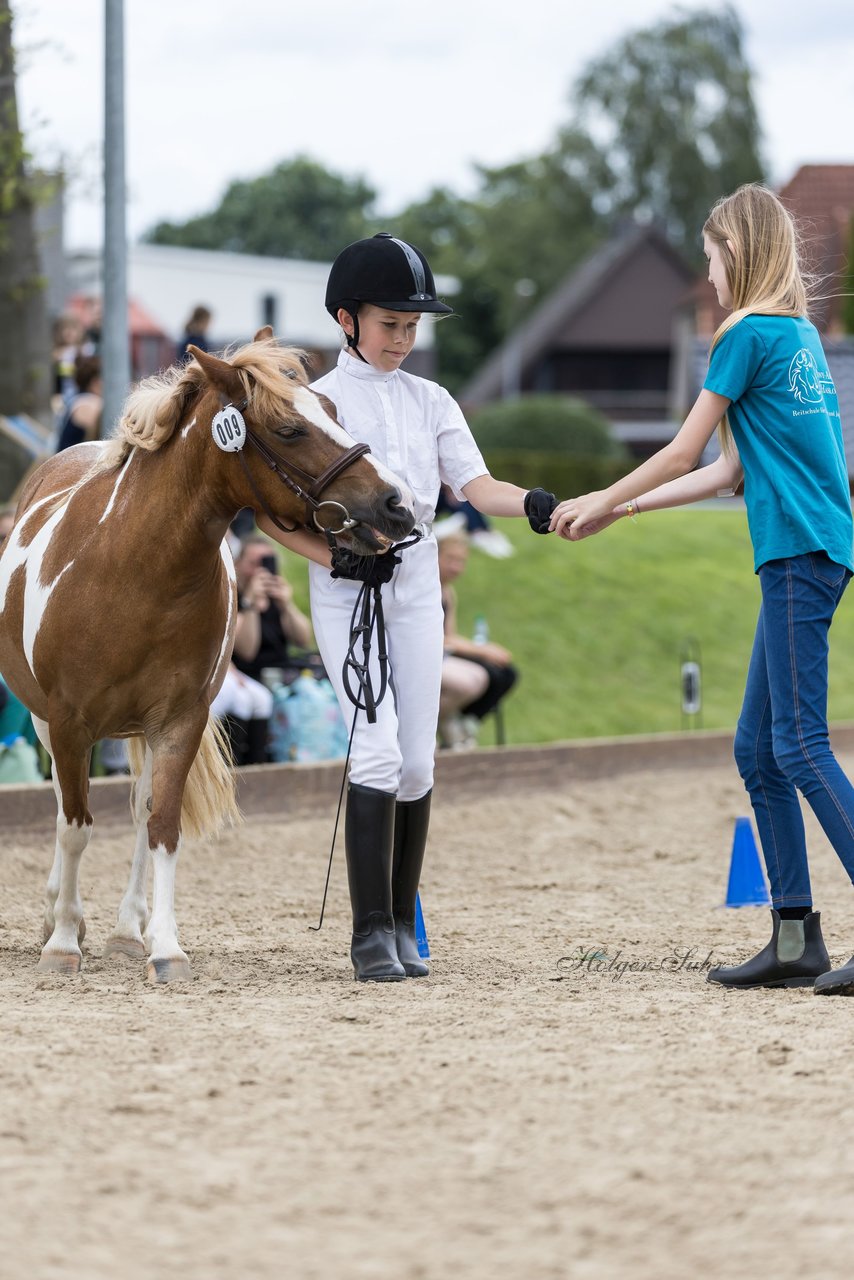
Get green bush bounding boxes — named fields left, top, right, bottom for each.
left=470, top=394, right=627, bottom=458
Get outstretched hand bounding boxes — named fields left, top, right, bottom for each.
left=560, top=511, right=623, bottom=540
left=550, top=491, right=617, bottom=540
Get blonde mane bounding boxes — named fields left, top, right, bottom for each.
left=90, top=338, right=310, bottom=476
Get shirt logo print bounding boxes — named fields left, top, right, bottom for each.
left=788, top=348, right=835, bottom=406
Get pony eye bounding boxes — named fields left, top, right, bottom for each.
left=276, top=423, right=307, bottom=440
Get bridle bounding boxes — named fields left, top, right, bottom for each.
left=226, top=393, right=374, bottom=545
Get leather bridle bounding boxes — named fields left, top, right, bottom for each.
left=229, top=394, right=374, bottom=542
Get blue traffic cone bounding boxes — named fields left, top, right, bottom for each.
left=723, top=817, right=771, bottom=907
left=415, top=892, right=430, bottom=959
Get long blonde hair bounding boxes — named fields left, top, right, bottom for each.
left=704, top=183, right=810, bottom=454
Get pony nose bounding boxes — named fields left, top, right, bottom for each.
left=385, top=487, right=408, bottom=515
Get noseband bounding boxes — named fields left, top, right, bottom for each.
left=219, top=395, right=372, bottom=542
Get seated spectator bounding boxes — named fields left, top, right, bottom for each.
left=0, top=674, right=45, bottom=781
left=232, top=535, right=315, bottom=685
left=437, top=530, right=519, bottom=749
left=55, top=355, right=103, bottom=453
left=213, top=536, right=317, bottom=765
left=211, top=663, right=274, bottom=766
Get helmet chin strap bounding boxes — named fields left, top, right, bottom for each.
left=344, top=310, right=368, bottom=364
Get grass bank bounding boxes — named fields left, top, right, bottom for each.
left=276, top=509, right=854, bottom=745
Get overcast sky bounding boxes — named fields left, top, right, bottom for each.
left=13, top=0, right=854, bottom=250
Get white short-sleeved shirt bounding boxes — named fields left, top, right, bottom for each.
left=312, top=350, right=487, bottom=526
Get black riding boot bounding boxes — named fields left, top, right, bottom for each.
left=345, top=783, right=405, bottom=982
left=814, top=953, right=854, bottom=996
left=707, top=909, right=830, bottom=989
left=392, top=790, right=432, bottom=978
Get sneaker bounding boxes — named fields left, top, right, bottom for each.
left=470, top=528, right=514, bottom=559
left=438, top=714, right=477, bottom=751
left=434, top=512, right=468, bottom=540
left=461, top=715, right=481, bottom=746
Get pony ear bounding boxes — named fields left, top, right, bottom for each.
left=253, top=325, right=274, bottom=342
left=188, top=346, right=246, bottom=402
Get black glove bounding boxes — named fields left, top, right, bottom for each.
left=524, top=487, right=557, bottom=534
left=330, top=545, right=402, bottom=586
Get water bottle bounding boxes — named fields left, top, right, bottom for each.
left=473, top=614, right=489, bottom=645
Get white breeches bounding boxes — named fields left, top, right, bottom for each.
left=309, top=537, right=444, bottom=800
left=210, top=665, right=274, bottom=721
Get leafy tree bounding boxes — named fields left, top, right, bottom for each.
left=146, top=156, right=378, bottom=261
left=395, top=135, right=608, bottom=392
left=570, top=4, right=765, bottom=249
left=0, top=0, right=50, bottom=420
left=141, top=8, right=766, bottom=391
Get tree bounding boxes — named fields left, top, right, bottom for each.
left=570, top=5, right=765, bottom=250
left=395, top=135, right=608, bottom=392
left=146, top=156, right=378, bottom=261
left=0, top=1, right=50, bottom=420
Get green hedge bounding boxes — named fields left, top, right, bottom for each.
left=470, top=393, right=626, bottom=457
left=483, top=448, right=629, bottom=497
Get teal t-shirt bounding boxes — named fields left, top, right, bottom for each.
left=703, top=314, right=853, bottom=574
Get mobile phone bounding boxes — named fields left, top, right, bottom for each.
left=260, top=553, right=279, bottom=575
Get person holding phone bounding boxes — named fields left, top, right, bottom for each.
left=211, top=535, right=317, bottom=765
left=233, top=535, right=314, bottom=686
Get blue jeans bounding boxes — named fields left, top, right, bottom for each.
left=734, top=552, right=854, bottom=907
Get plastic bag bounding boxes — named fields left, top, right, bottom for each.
left=0, top=735, right=44, bottom=785
left=268, top=673, right=350, bottom=763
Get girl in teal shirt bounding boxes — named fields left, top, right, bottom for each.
left=551, top=183, right=854, bottom=996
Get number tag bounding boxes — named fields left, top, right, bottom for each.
left=211, top=405, right=247, bottom=452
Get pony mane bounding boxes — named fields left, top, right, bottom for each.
left=227, top=339, right=310, bottom=423
left=90, top=338, right=310, bottom=476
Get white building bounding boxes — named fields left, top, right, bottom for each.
left=67, top=243, right=454, bottom=379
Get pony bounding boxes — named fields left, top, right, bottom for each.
left=0, top=330, right=415, bottom=982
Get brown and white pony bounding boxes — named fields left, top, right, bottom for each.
left=0, top=332, right=414, bottom=982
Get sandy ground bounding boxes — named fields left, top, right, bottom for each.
left=3, top=756, right=854, bottom=1280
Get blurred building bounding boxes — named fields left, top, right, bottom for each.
left=462, top=165, right=854, bottom=476
left=681, top=164, right=854, bottom=470
left=67, top=243, right=455, bottom=380
left=458, top=223, right=697, bottom=459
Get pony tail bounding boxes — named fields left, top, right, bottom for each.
left=179, top=713, right=242, bottom=840
left=126, top=714, right=241, bottom=842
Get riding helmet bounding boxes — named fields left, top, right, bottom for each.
left=325, top=232, right=454, bottom=320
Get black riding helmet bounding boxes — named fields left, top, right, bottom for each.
left=325, top=231, right=453, bottom=357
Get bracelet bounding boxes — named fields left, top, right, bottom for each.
left=625, top=499, right=640, bottom=524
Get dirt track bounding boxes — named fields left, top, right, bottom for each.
left=3, top=756, right=854, bottom=1280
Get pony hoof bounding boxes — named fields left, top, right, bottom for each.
left=103, top=936, right=146, bottom=961
left=146, top=957, right=192, bottom=984
left=37, top=950, right=82, bottom=975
